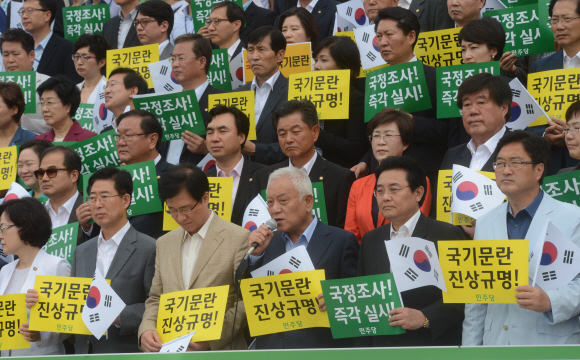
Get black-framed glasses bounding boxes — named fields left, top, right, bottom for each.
left=374, top=186, right=410, bottom=197
left=114, top=133, right=150, bottom=142
left=165, top=202, right=199, bottom=216
left=34, top=168, right=74, bottom=179
left=17, top=7, right=48, bottom=16
left=0, top=224, right=16, bottom=234
left=85, top=194, right=121, bottom=204
left=493, top=161, right=538, bottom=170
left=205, top=18, right=229, bottom=26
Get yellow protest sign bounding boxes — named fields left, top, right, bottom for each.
left=29, top=276, right=110, bottom=335
left=208, top=91, right=256, bottom=140
left=288, top=70, right=350, bottom=120
left=415, top=27, right=463, bottom=67
left=106, top=44, right=159, bottom=88
left=0, top=293, right=29, bottom=351
left=527, top=68, right=580, bottom=126
left=439, top=240, right=529, bottom=303
left=163, top=203, right=180, bottom=232
left=335, top=31, right=389, bottom=77
left=240, top=269, right=330, bottom=337
left=436, top=169, right=496, bottom=225
left=157, top=285, right=229, bottom=343
left=0, top=146, right=17, bottom=190
left=244, top=42, right=312, bottom=83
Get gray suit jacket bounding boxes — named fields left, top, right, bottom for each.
left=71, top=225, right=156, bottom=353
left=160, top=43, right=174, bottom=60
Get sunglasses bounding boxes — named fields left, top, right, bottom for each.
left=33, top=168, right=74, bottom=180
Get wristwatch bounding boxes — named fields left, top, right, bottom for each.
left=423, top=317, right=430, bottom=329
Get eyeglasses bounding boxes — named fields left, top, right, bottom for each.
left=40, top=100, right=61, bottom=108
left=374, top=186, right=410, bottom=197
left=205, top=18, right=230, bottom=26
left=85, top=194, right=121, bottom=204
left=369, top=134, right=402, bottom=142
left=168, top=55, right=198, bottom=64
left=165, top=202, right=199, bottom=216
left=71, top=54, right=97, bottom=63
left=548, top=16, right=580, bottom=25
left=563, top=126, right=580, bottom=134
left=493, top=161, right=538, bottom=170
left=133, top=18, right=157, bottom=28
left=33, top=168, right=74, bottom=179
left=103, top=80, right=122, bottom=90
left=0, top=224, right=15, bottom=234
left=17, top=7, right=48, bottom=16
left=114, top=133, right=150, bottom=142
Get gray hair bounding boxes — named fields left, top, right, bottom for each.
left=267, top=167, right=312, bottom=201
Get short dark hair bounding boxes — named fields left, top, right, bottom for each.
left=72, top=34, right=111, bottom=76
left=87, top=167, right=133, bottom=204
left=37, top=75, right=81, bottom=118
left=494, top=130, right=550, bottom=185
left=367, top=108, right=415, bottom=147
left=158, top=164, right=209, bottom=203
left=314, top=36, right=361, bottom=79
left=458, top=17, right=505, bottom=61
left=116, top=109, right=163, bottom=151
left=39, top=146, right=82, bottom=185
left=207, top=105, right=250, bottom=150
left=212, top=1, right=245, bottom=34
left=136, top=0, right=174, bottom=37
left=374, top=156, right=427, bottom=206
left=24, top=0, right=57, bottom=24
left=457, top=73, right=512, bottom=122
left=374, top=7, right=421, bottom=49
left=0, top=28, right=35, bottom=54
left=0, top=82, right=25, bottom=123
left=174, top=34, right=213, bottom=74
left=247, top=26, right=287, bottom=55
left=0, top=197, right=52, bottom=248
left=109, top=67, right=149, bottom=95
left=549, top=0, right=580, bottom=17
left=566, top=99, right=580, bottom=122
left=278, top=7, right=319, bottom=52
left=19, top=139, right=54, bottom=160
left=272, top=100, right=318, bottom=130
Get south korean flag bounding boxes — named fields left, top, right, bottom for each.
left=82, top=270, right=126, bottom=340
left=334, top=14, right=354, bottom=34
left=148, top=59, right=184, bottom=94
left=385, top=237, right=446, bottom=292
left=251, top=246, right=315, bottom=278
left=530, top=220, right=580, bottom=291
left=92, top=86, right=114, bottom=134
left=336, top=0, right=368, bottom=29
left=353, top=24, right=387, bottom=70
left=230, top=51, right=245, bottom=90
left=506, top=78, right=549, bottom=130
left=160, top=331, right=196, bottom=353
left=242, top=195, right=270, bottom=233
left=450, top=164, right=506, bottom=220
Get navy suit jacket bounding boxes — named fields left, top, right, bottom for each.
left=241, top=2, right=277, bottom=45
left=410, top=0, right=455, bottom=32
left=530, top=50, right=563, bottom=73
left=273, top=0, right=338, bottom=41
left=37, top=35, right=82, bottom=83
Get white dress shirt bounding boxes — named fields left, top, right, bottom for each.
left=182, top=211, right=214, bottom=288
left=398, top=0, right=410, bottom=9
left=33, top=31, right=53, bottom=71
left=96, top=221, right=131, bottom=277
left=390, top=208, right=421, bottom=239
left=118, top=8, right=138, bottom=49
left=563, top=50, right=580, bottom=69
left=466, top=126, right=506, bottom=170
left=251, top=70, right=281, bottom=125
left=289, top=151, right=317, bottom=175
left=297, top=0, right=318, bottom=12
left=45, top=192, right=80, bottom=229
left=228, top=38, right=242, bottom=62
left=216, top=156, right=244, bottom=206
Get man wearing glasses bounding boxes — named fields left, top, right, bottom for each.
left=463, top=130, right=580, bottom=345
left=134, top=0, right=174, bottom=60
left=103, top=67, right=149, bottom=127
left=102, top=0, right=142, bottom=49
left=206, top=1, right=246, bottom=62
left=139, top=164, right=249, bottom=351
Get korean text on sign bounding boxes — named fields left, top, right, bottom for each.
left=415, top=27, right=463, bottom=67
left=0, top=71, right=36, bottom=113
left=157, top=285, right=229, bottom=343
left=106, top=44, right=159, bottom=88
left=288, top=70, right=351, bottom=120
left=70, top=130, right=120, bottom=176
left=0, top=294, right=29, bottom=351
left=438, top=240, right=529, bottom=303
left=74, top=104, right=95, bottom=133
left=29, top=276, right=110, bottom=335
left=240, top=269, right=330, bottom=337
left=208, top=91, right=256, bottom=141
left=320, top=273, right=405, bottom=339
left=207, top=177, right=233, bottom=222
left=192, top=0, right=243, bottom=36
left=542, top=170, right=580, bottom=206
left=63, top=5, right=110, bottom=42
left=0, top=146, right=17, bottom=191
left=528, top=68, right=580, bottom=120
left=208, top=49, right=232, bottom=92
left=243, top=42, right=311, bottom=83
left=42, top=222, right=79, bottom=265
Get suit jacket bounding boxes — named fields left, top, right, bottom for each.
left=531, top=50, right=563, bottom=73
left=7, top=0, right=65, bottom=38
left=241, top=2, right=277, bottom=45
left=103, top=16, right=142, bottom=49
left=205, top=158, right=265, bottom=226
left=37, top=35, right=82, bottom=83
left=273, top=0, right=338, bottom=40
left=72, top=226, right=156, bottom=354
left=138, top=214, right=250, bottom=350
left=358, top=213, right=465, bottom=346
left=236, top=74, right=288, bottom=165
left=159, top=42, right=174, bottom=60
left=9, top=126, right=37, bottom=146
left=69, top=193, right=100, bottom=246
left=35, top=120, right=97, bottom=142
left=247, top=220, right=359, bottom=349
left=409, top=0, right=455, bottom=32
left=463, top=192, right=580, bottom=345
left=558, top=163, right=580, bottom=174
left=231, top=40, right=245, bottom=61
left=253, top=154, right=355, bottom=228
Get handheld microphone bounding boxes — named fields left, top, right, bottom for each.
left=243, top=218, right=277, bottom=260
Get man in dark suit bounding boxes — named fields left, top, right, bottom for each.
left=207, top=1, right=246, bottom=61
left=134, top=0, right=174, bottom=60
left=357, top=156, right=465, bottom=347
left=102, top=0, right=142, bottom=49
left=204, top=105, right=265, bottom=226
left=241, top=166, right=359, bottom=349
left=7, top=0, right=65, bottom=38
left=447, top=0, right=484, bottom=28
left=235, top=26, right=288, bottom=165
left=409, top=0, right=454, bottom=31
left=104, top=67, right=149, bottom=123
left=272, top=0, right=337, bottom=40
left=253, top=100, right=355, bottom=228
left=240, top=0, right=276, bottom=45
left=72, top=167, right=156, bottom=354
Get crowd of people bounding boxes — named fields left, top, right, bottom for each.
left=0, top=0, right=580, bottom=355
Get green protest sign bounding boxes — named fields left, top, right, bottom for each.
left=74, top=104, right=95, bottom=133
left=63, top=5, right=110, bottom=42
left=0, top=71, right=36, bottom=113
left=70, top=130, right=120, bottom=176
left=261, top=181, right=328, bottom=224
left=133, top=89, right=205, bottom=141
left=42, top=222, right=79, bottom=265
left=500, top=0, right=538, bottom=7
left=192, top=0, right=243, bottom=34
left=483, top=4, right=555, bottom=57
left=542, top=170, right=580, bottom=205
left=436, top=62, right=500, bottom=119
left=364, top=62, right=432, bottom=123
left=320, top=273, right=405, bottom=339
left=208, top=49, right=232, bottom=92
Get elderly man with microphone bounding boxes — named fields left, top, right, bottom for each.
left=241, top=166, right=359, bottom=349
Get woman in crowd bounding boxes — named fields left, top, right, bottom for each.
left=559, top=100, right=580, bottom=173
left=34, top=75, right=96, bottom=142
left=0, top=197, right=71, bottom=356
left=312, top=36, right=368, bottom=168
left=278, top=7, right=319, bottom=51
left=17, top=140, right=53, bottom=199
left=345, top=108, right=432, bottom=242
left=0, top=82, right=37, bottom=147
left=73, top=34, right=109, bottom=104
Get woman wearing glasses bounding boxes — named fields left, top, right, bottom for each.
left=72, top=34, right=110, bottom=104
left=0, top=82, right=37, bottom=147
left=17, top=140, right=53, bottom=199
left=0, top=197, right=71, bottom=357
left=558, top=100, right=580, bottom=174
left=34, top=75, right=96, bottom=142
left=345, top=108, right=432, bottom=243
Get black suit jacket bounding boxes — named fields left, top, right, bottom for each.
left=102, top=15, right=142, bottom=49
left=37, top=35, right=82, bottom=83
left=253, top=155, right=355, bottom=228
left=241, top=2, right=277, bottom=45
left=7, top=0, right=64, bottom=38
left=231, top=40, right=246, bottom=61
left=410, top=0, right=454, bottom=32
left=205, top=158, right=265, bottom=226
left=357, top=213, right=465, bottom=347
left=273, top=0, right=338, bottom=40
